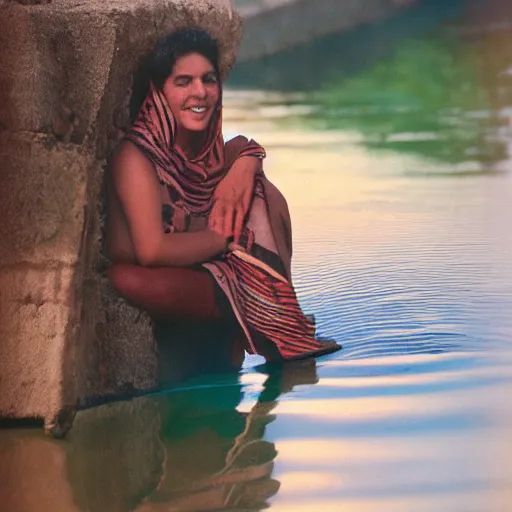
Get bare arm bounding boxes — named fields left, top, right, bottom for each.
left=111, top=141, right=227, bottom=267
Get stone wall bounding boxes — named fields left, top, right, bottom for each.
left=0, top=0, right=242, bottom=436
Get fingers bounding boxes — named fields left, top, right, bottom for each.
left=210, top=187, right=253, bottom=241
left=234, top=208, right=245, bottom=243
left=222, top=202, right=235, bottom=238
left=208, top=202, right=223, bottom=236
left=208, top=204, right=218, bottom=231
left=209, top=199, right=235, bottom=238
left=234, top=189, right=253, bottom=242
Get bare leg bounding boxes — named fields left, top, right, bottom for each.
left=109, top=264, right=223, bottom=321
left=108, top=264, right=246, bottom=365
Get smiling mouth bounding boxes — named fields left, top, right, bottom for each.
left=188, top=106, right=208, bottom=114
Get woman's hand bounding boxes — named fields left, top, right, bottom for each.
left=208, top=156, right=260, bottom=241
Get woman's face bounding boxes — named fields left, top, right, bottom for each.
left=162, top=52, right=220, bottom=133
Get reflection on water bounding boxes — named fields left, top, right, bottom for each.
left=1, top=356, right=510, bottom=511
left=0, top=362, right=318, bottom=512
left=1, top=0, right=512, bottom=510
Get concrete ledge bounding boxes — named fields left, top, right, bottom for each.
left=0, top=0, right=243, bottom=436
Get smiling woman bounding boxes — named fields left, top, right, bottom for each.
left=106, top=28, right=341, bottom=366
left=163, top=54, right=219, bottom=132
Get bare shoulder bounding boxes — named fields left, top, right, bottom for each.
left=110, top=139, right=154, bottom=177
left=108, top=139, right=161, bottom=204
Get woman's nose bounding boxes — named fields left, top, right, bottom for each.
left=191, top=79, right=207, bottom=98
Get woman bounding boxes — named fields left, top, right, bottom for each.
left=106, top=28, right=340, bottom=364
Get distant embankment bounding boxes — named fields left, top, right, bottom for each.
left=234, top=0, right=420, bottom=62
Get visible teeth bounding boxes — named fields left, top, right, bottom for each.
left=191, top=107, right=207, bottom=113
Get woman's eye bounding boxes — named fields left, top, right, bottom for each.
left=204, top=74, right=218, bottom=84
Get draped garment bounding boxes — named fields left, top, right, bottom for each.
left=126, top=83, right=340, bottom=361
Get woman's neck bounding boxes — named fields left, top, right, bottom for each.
left=175, top=128, right=206, bottom=160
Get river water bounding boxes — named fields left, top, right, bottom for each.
left=1, top=1, right=512, bottom=511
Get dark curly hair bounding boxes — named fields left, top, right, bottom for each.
left=149, top=28, right=220, bottom=89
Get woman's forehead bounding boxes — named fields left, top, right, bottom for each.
left=172, top=53, right=216, bottom=76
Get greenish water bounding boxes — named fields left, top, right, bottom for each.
left=303, top=37, right=505, bottom=167
left=1, top=1, right=512, bottom=511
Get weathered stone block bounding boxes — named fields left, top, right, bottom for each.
left=0, top=0, right=243, bottom=435
left=0, top=297, right=70, bottom=420
left=0, top=133, right=88, bottom=266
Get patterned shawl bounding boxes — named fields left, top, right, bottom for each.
left=126, top=82, right=339, bottom=360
